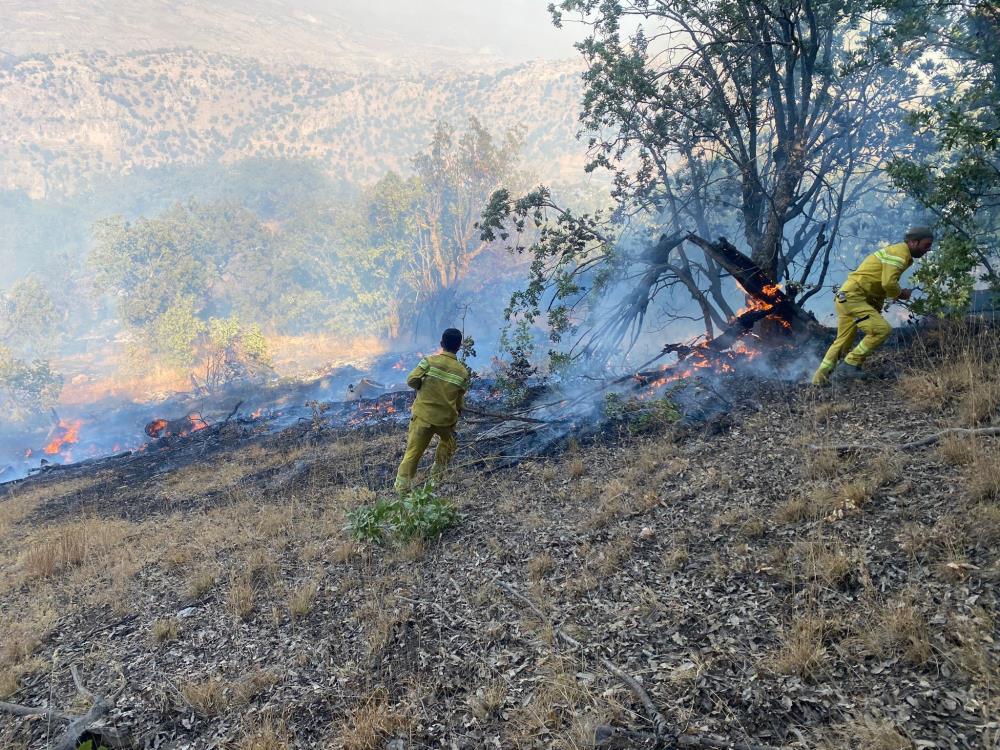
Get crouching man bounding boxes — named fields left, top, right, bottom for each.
left=394, top=328, right=471, bottom=492
left=812, top=226, right=935, bottom=386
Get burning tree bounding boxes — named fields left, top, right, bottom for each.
left=482, top=0, right=921, bottom=361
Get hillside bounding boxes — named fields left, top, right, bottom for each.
left=1, top=323, right=997, bottom=749
left=0, top=50, right=586, bottom=197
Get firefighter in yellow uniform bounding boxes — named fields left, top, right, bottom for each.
left=395, top=328, right=471, bottom=491
left=812, top=227, right=934, bottom=386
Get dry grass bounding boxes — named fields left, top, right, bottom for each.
left=806, top=448, right=843, bottom=480
left=468, top=680, right=507, bottom=721
left=527, top=552, right=555, bottom=582
left=227, top=572, right=256, bottom=621
left=0, top=474, right=109, bottom=537
left=152, top=617, right=180, bottom=644
left=232, top=714, right=291, bottom=750
left=794, top=538, right=854, bottom=587
left=775, top=496, right=814, bottom=523
left=179, top=676, right=229, bottom=716
left=337, top=688, right=407, bottom=750
left=968, top=447, right=1000, bottom=502
left=770, top=614, right=828, bottom=679
left=863, top=598, right=933, bottom=666
left=18, top=517, right=130, bottom=581
left=848, top=717, right=913, bottom=750
left=287, top=581, right=318, bottom=620
left=662, top=544, right=689, bottom=572
left=186, top=567, right=218, bottom=599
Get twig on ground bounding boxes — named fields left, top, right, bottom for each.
left=0, top=665, right=129, bottom=750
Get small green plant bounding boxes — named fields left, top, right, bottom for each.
left=347, top=485, right=459, bottom=544
left=603, top=391, right=681, bottom=432
left=77, top=741, right=110, bottom=750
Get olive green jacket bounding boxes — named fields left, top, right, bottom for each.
left=406, top=351, right=471, bottom=427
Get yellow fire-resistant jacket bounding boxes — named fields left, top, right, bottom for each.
left=840, top=241, right=913, bottom=309
left=406, top=351, right=471, bottom=427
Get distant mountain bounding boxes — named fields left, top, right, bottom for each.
left=0, top=49, right=587, bottom=198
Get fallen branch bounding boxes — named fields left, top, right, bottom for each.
left=813, top=425, right=1000, bottom=453
left=463, top=407, right=554, bottom=424
left=0, top=665, right=128, bottom=750
left=497, top=580, right=670, bottom=739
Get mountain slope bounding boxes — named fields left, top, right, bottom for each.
left=0, top=50, right=586, bottom=197
left=0, top=324, right=997, bottom=748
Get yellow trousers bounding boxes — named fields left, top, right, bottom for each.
left=394, top=416, right=457, bottom=491
left=812, top=296, right=892, bottom=383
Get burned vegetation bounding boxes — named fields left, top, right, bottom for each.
left=1, top=321, right=998, bottom=749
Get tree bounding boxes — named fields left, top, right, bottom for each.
left=0, top=345, right=62, bottom=423
left=404, top=118, right=525, bottom=338
left=0, top=276, right=61, bottom=357
left=887, top=0, right=1000, bottom=313
left=485, top=0, right=919, bottom=358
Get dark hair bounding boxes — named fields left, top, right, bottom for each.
left=441, top=328, right=463, bottom=353
left=905, top=226, right=934, bottom=242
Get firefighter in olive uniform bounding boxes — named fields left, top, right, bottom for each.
left=812, top=227, right=934, bottom=386
left=394, top=328, right=470, bottom=491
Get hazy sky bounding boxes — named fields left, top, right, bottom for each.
left=318, top=0, right=582, bottom=61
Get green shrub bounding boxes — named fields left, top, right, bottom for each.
left=347, top=485, right=459, bottom=544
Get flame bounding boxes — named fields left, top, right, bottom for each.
left=44, top=419, right=83, bottom=455
left=145, top=419, right=169, bottom=438
left=734, top=283, right=792, bottom=330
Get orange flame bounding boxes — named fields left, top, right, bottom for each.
left=44, top=420, right=83, bottom=455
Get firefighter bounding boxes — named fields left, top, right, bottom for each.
left=394, top=328, right=471, bottom=492
left=811, top=226, right=935, bottom=386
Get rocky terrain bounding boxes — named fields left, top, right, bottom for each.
left=1, top=323, right=997, bottom=749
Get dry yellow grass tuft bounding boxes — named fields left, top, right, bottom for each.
left=186, top=566, right=218, bottom=599
left=864, top=599, right=933, bottom=667
left=806, top=448, right=843, bottom=480
left=287, top=581, right=318, bottom=620
left=179, top=676, right=229, bottom=716
left=19, top=517, right=131, bottom=581
left=527, top=552, right=555, bottom=582
left=848, top=717, right=913, bottom=750
left=232, top=714, right=291, bottom=750
left=227, top=572, right=256, bottom=621
left=337, top=688, right=408, bottom=750
left=770, top=614, right=828, bottom=679
left=795, top=538, right=854, bottom=587
left=467, top=680, right=507, bottom=721
left=152, top=617, right=180, bottom=644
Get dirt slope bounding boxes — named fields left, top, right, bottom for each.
left=1, top=325, right=998, bottom=749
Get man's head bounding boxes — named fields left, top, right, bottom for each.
left=904, top=226, right=934, bottom=257
left=440, top=328, right=463, bottom=354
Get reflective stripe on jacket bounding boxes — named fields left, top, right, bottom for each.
left=840, top=241, right=912, bottom=309
left=406, top=351, right=470, bottom=427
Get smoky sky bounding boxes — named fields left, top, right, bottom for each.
left=0, top=0, right=582, bottom=64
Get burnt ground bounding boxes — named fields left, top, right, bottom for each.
left=1, top=323, right=998, bottom=750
